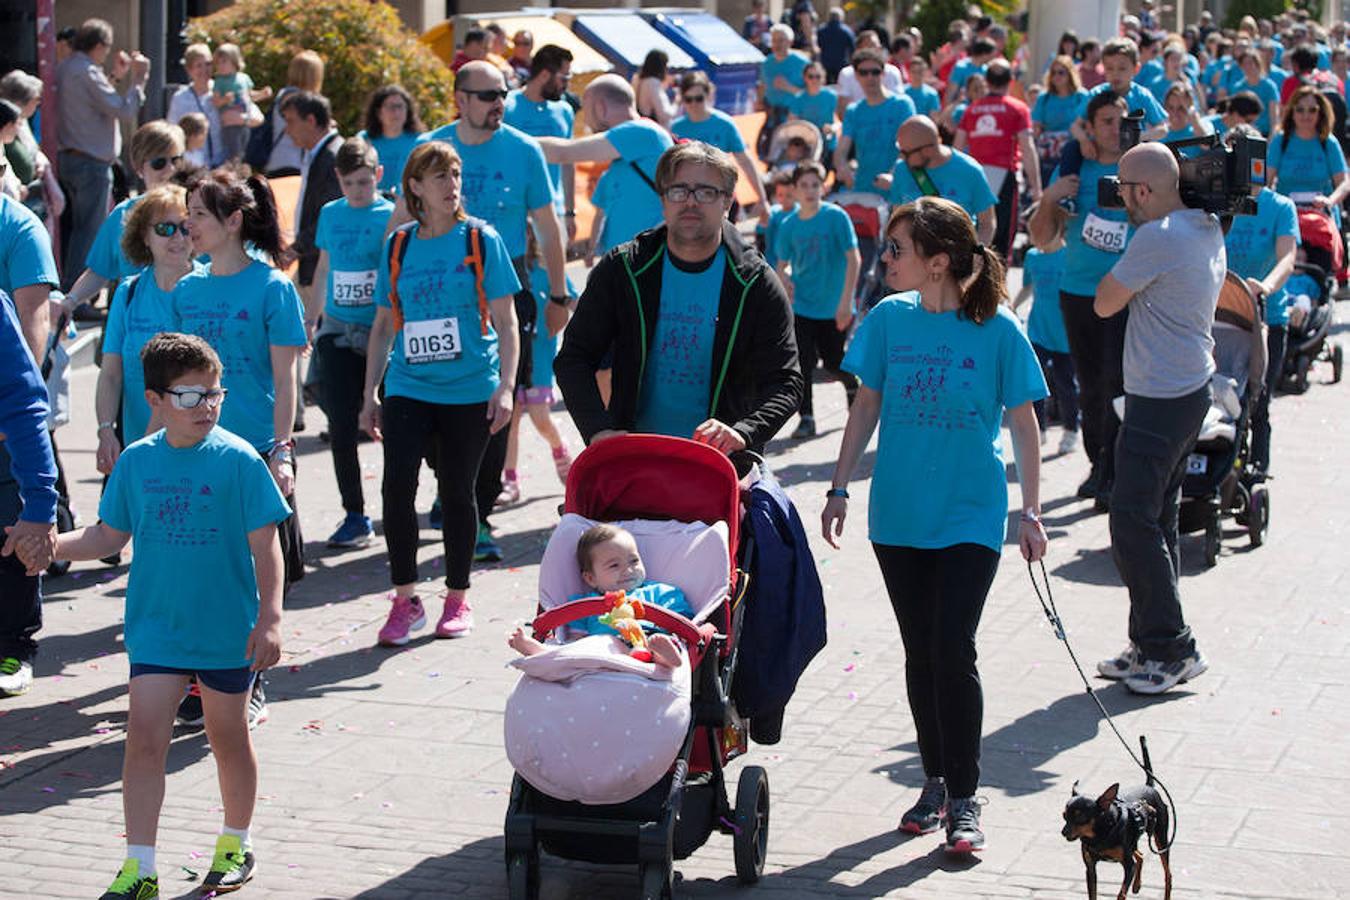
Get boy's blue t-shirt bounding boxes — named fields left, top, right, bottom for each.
left=526, top=264, right=577, bottom=390
left=0, top=194, right=59, bottom=295
left=634, top=251, right=725, bottom=439
left=374, top=221, right=521, bottom=406
left=1268, top=133, right=1348, bottom=198
left=1234, top=77, right=1280, bottom=134
left=1075, top=81, right=1166, bottom=126
left=85, top=196, right=141, bottom=282
left=843, top=294, right=1047, bottom=551
left=762, top=201, right=797, bottom=266
left=949, top=58, right=987, bottom=93
left=1284, top=271, right=1321, bottom=302
left=904, top=83, right=942, bottom=118
left=789, top=89, right=840, bottom=131
left=773, top=203, right=858, bottom=320
left=842, top=94, right=916, bottom=192
left=357, top=129, right=420, bottom=195
left=596, top=120, right=673, bottom=253
left=103, top=263, right=205, bottom=441
left=671, top=109, right=746, bottom=153
left=502, top=92, right=576, bottom=212
left=99, top=427, right=292, bottom=669
left=1031, top=90, right=1085, bottom=133
left=1224, top=187, right=1301, bottom=325
left=419, top=122, right=553, bottom=259
left=887, top=148, right=997, bottom=222
left=1022, top=246, right=1070, bottom=353
left=1053, top=159, right=1135, bottom=296
left=171, top=261, right=308, bottom=453
left=315, top=195, right=397, bottom=327
left=762, top=51, right=809, bottom=107
left=568, top=581, right=696, bottom=638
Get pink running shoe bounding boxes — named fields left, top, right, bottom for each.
left=495, top=476, right=521, bottom=508
left=378, top=595, right=426, bottom=646
left=553, top=446, right=573, bottom=484
left=435, top=593, right=474, bottom=638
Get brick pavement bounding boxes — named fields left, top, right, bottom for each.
left=2, top=300, right=1348, bottom=899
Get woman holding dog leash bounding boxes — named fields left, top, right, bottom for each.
left=821, top=196, right=1048, bottom=855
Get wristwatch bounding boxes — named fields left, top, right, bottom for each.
left=1021, top=507, right=1042, bottom=524
left=826, top=487, right=850, bottom=499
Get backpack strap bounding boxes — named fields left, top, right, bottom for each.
left=909, top=165, right=941, bottom=197
left=629, top=160, right=660, bottom=195
left=463, top=217, right=490, bottom=336
left=385, top=224, right=415, bottom=331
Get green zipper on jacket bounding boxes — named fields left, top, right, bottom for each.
left=621, top=245, right=665, bottom=388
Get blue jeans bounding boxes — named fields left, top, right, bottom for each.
left=57, top=151, right=113, bottom=290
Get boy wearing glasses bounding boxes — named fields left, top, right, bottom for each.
left=55, top=333, right=290, bottom=898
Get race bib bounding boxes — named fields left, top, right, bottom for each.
left=403, top=317, right=462, bottom=364
left=332, top=269, right=376, bottom=307
left=1082, top=213, right=1128, bottom=253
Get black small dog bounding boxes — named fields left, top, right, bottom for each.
left=1061, top=780, right=1172, bottom=900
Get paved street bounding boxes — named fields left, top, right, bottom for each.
left=2, top=296, right=1348, bottom=900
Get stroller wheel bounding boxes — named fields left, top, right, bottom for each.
left=734, top=766, right=771, bottom=884
left=506, top=850, right=539, bottom=900
left=1248, top=486, right=1270, bottom=548
left=1332, top=343, right=1344, bottom=384
left=1203, top=519, right=1221, bottom=567
left=639, top=860, right=673, bottom=900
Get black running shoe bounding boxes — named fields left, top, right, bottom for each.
left=1076, top=470, right=1100, bottom=500
left=945, top=797, right=986, bottom=854
left=899, top=777, right=947, bottom=834
left=176, top=680, right=205, bottom=728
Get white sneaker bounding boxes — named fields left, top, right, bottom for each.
left=0, top=657, right=34, bottom=696
left=1096, top=644, right=1141, bottom=680
left=1058, top=429, right=1081, bottom=455
left=1126, top=651, right=1209, bottom=695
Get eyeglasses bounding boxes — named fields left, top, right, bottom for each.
left=805, top=73, right=823, bottom=80
left=460, top=88, right=509, bottom=102
left=682, top=94, right=707, bottom=104
left=151, top=221, right=189, bottom=238
left=1294, top=105, right=1321, bottom=114
left=148, top=155, right=184, bottom=171
left=881, top=238, right=902, bottom=257
left=857, top=68, right=884, bottom=77
left=663, top=183, right=726, bottom=204
left=158, top=386, right=228, bottom=410
left=900, top=143, right=936, bottom=158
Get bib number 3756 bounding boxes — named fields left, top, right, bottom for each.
left=332, top=269, right=376, bottom=306
left=1082, top=213, right=1128, bottom=253
left=403, top=317, right=462, bottom=363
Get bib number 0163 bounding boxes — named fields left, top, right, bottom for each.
left=403, top=317, right=462, bottom=363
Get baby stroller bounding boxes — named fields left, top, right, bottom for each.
left=1283, top=209, right=1345, bottom=392
left=828, top=189, right=890, bottom=312
left=503, top=435, right=767, bottom=899
left=1178, top=273, right=1270, bottom=566
left=764, top=119, right=823, bottom=173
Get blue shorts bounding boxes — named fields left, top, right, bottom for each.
left=129, top=663, right=256, bottom=694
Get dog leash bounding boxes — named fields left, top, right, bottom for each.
left=1027, top=559, right=1178, bottom=853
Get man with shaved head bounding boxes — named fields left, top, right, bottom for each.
left=535, top=74, right=674, bottom=255
left=882, top=115, right=996, bottom=243
left=1093, top=141, right=1224, bottom=696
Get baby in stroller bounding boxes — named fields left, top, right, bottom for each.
left=508, top=523, right=690, bottom=669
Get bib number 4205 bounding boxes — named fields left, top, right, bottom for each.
left=1082, top=213, right=1128, bottom=253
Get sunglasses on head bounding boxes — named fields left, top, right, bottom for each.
left=461, top=88, right=509, bottom=102
left=151, top=221, right=189, bottom=238
left=148, top=155, right=184, bottom=171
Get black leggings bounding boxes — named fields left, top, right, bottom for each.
left=1060, top=291, right=1127, bottom=483
left=794, top=314, right=859, bottom=417
left=873, top=542, right=1000, bottom=798
left=315, top=335, right=366, bottom=515
left=381, top=396, right=491, bottom=590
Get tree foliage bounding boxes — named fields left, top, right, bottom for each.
left=186, top=0, right=455, bottom=137
left=1223, top=0, right=1292, bottom=29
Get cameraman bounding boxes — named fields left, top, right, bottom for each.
left=1093, top=142, right=1222, bottom=695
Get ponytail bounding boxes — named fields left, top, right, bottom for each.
left=962, top=244, right=1006, bottom=325
left=242, top=174, right=286, bottom=265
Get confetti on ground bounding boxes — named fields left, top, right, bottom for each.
left=843, top=663, right=855, bottom=672
left=847, top=691, right=858, bottom=701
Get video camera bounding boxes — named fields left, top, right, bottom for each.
left=1097, top=110, right=1266, bottom=218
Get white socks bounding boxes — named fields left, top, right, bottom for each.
left=222, top=824, right=252, bottom=850
left=126, top=844, right=156, bottom=876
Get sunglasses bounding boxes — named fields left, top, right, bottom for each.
left=461, top=88, right=509, bottom=102
left=151, top=221, right=189, bottom=238
left=805, top=73, right=823, bottom=80
left=158, top=386, right=227, bottom=410
left=900, top=143, right=936, bottom=158
left=857, top=68, right=884, bottom=77
left=881, top=238, right=902, bottom=257
left=148, top=155, right=184, bottom=171
left=683, top=94, right=707, bottom=103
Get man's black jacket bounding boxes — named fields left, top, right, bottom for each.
left=292, top=131, right=342, bottom=288
left=555, top=220, right=803, bottom=456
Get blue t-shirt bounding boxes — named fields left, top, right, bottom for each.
left=1137, top=59, right=1164, bottom=86
left=1054, top=159, right=1134, bottom=296
left=1285, top=271, right=1321, bottom=302
left=1268, top=133, right=1347, bottom=199
left=951, top=103, right=968, bottom=129
left=1224, top=188, right=1301, bottom=325
left=1023, top=246, right=1070, bottom=353
left=789, top=89, right=840, bottom=134
left=374, top=221, right=522, bottom=406
left=595, top=119, right=673, bottom=253
left=0, top=194, right=59, bottom=295
left=171, top=261, right=308, bottom=452
left=761, top=202, right=797, bottom=266
left=1032, top=90, right=1085, bottom=134
left=85, top=196, right=140, bottom=282
left=503, top=91, right=576, bottom=212
left=103, top=263, right=204, bottom=441
left=526, top=264, right=577, bottom=390
left=762, top=51, right=809, bottom=108
left=842, top=94, right=916, bottom=192
left=905, top=84, right=942, bottom=118
left=315, top=195, right=397, bottom=327
left=949, top=59, right=987, bottom=94
left=99, top=427, right=292, bottom=669
left=887, top=148, right=997, bottom=222
left=568, top=581, right=695, bottom=638
left=419, top=122, right=553, bottom=259
left=1163, top=121, right=1213, bottom=158
left=1075, top=81, right=1166, bottom=127
left=843, top=295, right=1047, bottom=551
left=357, top=129, right=420, bottom=195
left=634, top=251, right=725, bottom=438
left=671, top=109, right=746, bottom=153
left=774, top=203, right=859, bottom=320
left=1235, top=77, right=1280, bottom=134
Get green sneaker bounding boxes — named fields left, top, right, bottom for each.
left=473, top=523, right=503, bottom=562
left=100, top=859, right=158, bottom=899
left=199, top=834, right=256, bottom=894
